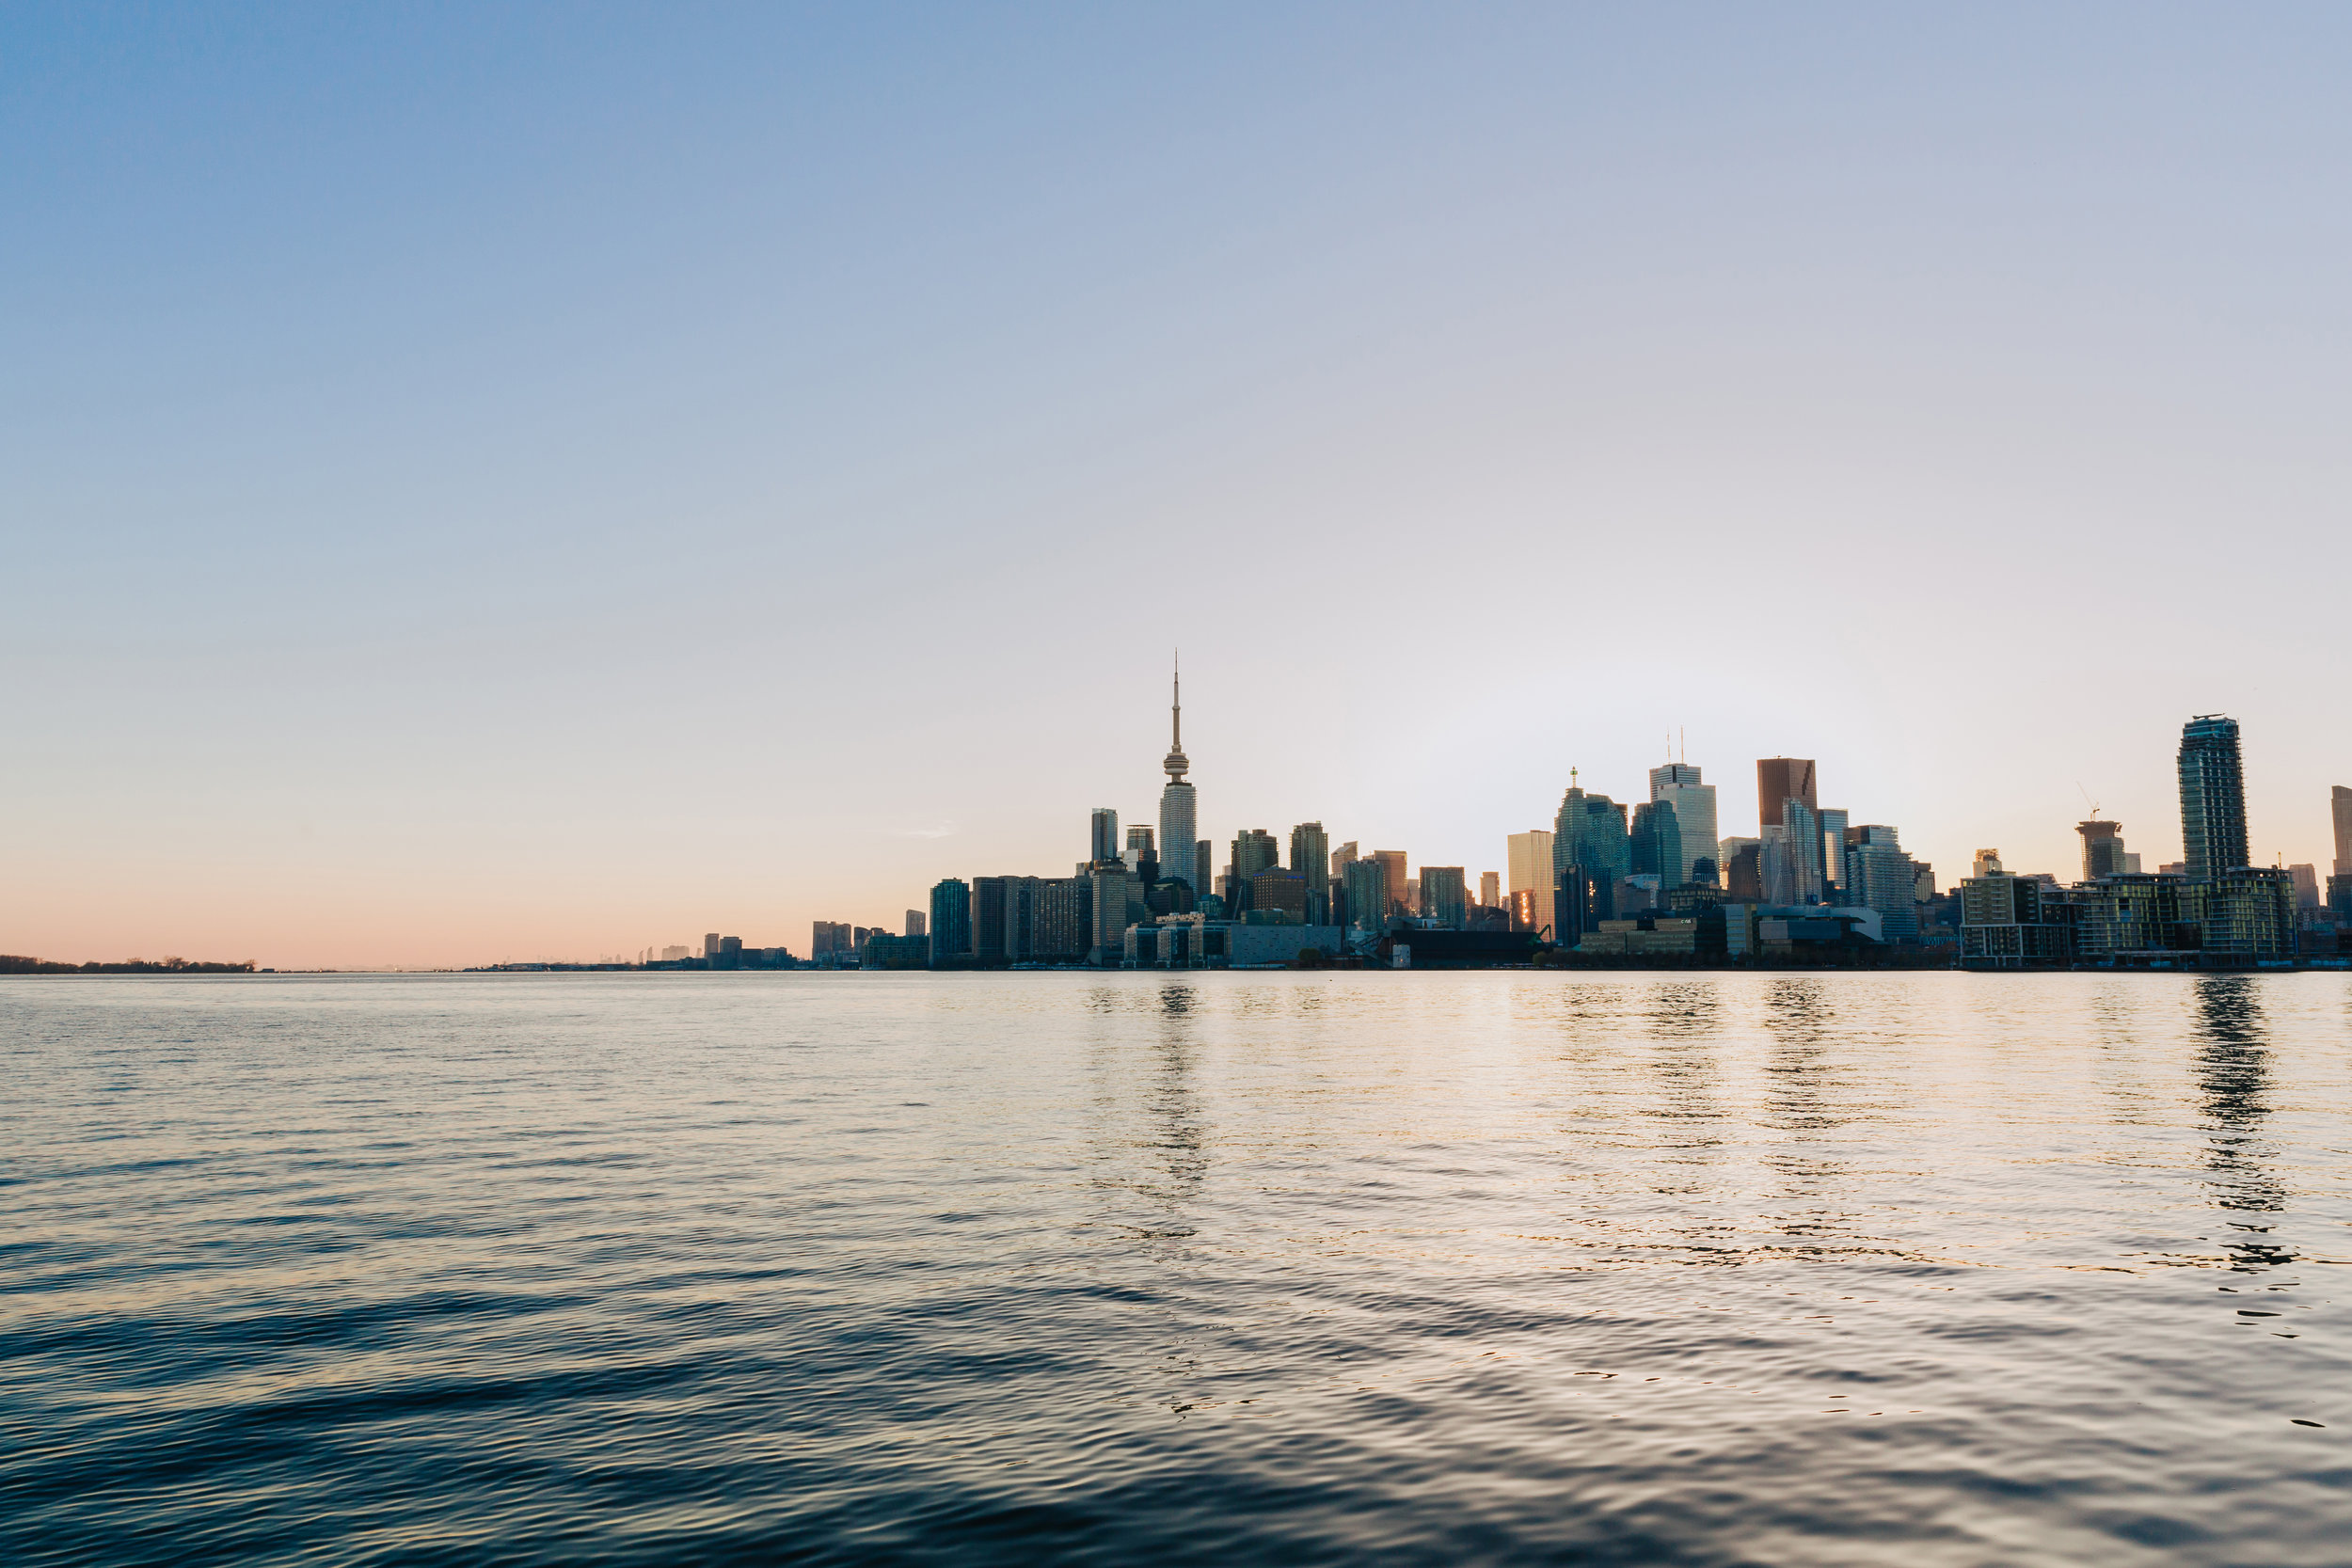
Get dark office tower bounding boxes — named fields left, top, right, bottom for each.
left=1756, top=758, right=1818, bottom=829
left=1224, top=828, right=1279, bottom=911
left=1291, top=822, right=1330, bottom=898
left=1197, top=840, right=1212, bottom=894
left=971, top=876, right=1011, bottom=961
left=928, top=879, right=972, bottom=965
left=1343, top=856, right=1389, bottom=931
left=1089, top=808, right=1120, bottom=866
left=1419, top=866, right=1468, bottom=927
left=1553, top=863, right=1602, bottom=943
left=2333, top=785, right=2352, bottom=875
left=1629, top=800, right=1683, bottom=885
left=1725, top=842, right=1764, bottom=901
left=2077, top=820, right=2126, bottom=881
left=1554, top=781, right=1631, bottom=893
left=2178, top=715, right=2249, bottom=880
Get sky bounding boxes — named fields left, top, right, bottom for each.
left=5, top=4, right=2350, bottom=968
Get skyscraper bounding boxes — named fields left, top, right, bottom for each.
left=1290, top=821, right=1330, bottom=924
left=904, top=909, right=927, bottom=940
left=1343, top=856, right=1389, bottom=932
left=1419, top=866, right=1468, bottom=927
left=1372, top=849, right=1410, bottom=917
left=1816, top=808, right=1849, bottom=896
left=1507, top=830, right=1556, bottom=938
left=2178, top=715, right=2249, bottom=880
left=1554, top=778, right=1630, bottom=901
left=1479, top=871, right=1500, bottom=909
left=928, top=879, right=971, bottom=966
left=2333, top=784, right=2351, bottom=876
left=1089, top=808, right=1120, bottom=866
left=1157, top=657, right=1197, bottom=894
left=1629, top=799, right=1682, bottom=887
left=1756, top=758, right=1817, bottom=829
left=1227, top=829, right=1280, bottom=911
left=1649, top=763, right=1718, bottom=888
left=2076, top=820, right=2126, bottom=881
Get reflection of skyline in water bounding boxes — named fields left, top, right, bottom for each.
left=1082, top=984, right=1207, bottom=1244
left=1759, top=979, right=1864, bottom=1243
left=2191, top=976, right=2291, bottom=1269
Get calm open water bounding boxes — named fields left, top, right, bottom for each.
left=5, top=972, right=2350, bottom=1565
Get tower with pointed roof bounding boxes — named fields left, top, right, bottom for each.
left=1157, top=654, right=1198, bottom=896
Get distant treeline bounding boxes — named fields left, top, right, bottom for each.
left=0, top=956, right=260, bottom=974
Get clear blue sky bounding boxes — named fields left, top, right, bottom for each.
left=7, top=4, right=2349, bottom=965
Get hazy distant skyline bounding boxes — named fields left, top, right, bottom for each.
left=7, top=6, right=2350, bottom=967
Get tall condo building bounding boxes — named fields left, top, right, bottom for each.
left=904, top=909, right=927, bottom=940
left=1649, top=763, right=1718, bottom=887
left=1756, top=758, right=1818, bottom=829
left=1420, top=867, right=1468, bottom=927
left=2332, top=784, right=2351, bottom=875
left=2178, top=715, right=2249, bottom=880
left=1228, top=829, right=1281, bottom=907
left=1089, top=808, right=1120, bottom=867
left=928, top=880, right=971, bottom=965
left=1372, top=850, right=1410, bottom=918
left=1480, top=871, right=1501, bottom=909
left=1507, top=830, right=1556, bottom=938
left=1290, top=821, right=1331, bottom=924
left=1290, top=822, right=1330, bottom=898
left=1157, top=658, right=1198, bottom=894
left=1343, top=856, right=1390, bottom=932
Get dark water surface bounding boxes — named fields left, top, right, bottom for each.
left=6, top=972, right=2351, bottom=1564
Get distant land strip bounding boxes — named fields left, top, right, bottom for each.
left=1, top=956, right=260, bottom=974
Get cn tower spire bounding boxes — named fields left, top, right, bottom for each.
left=1162, top=649, right=1189, bottom=783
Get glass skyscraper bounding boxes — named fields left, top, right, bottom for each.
left=2178, top=715, right=2249, bottom=880
left=1554, top=778, right=1631, bottom=900
left=1648, top=762, right=1717, bottom=888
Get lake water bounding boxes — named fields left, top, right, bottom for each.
left=5, top=971, right=2349, bottom=1564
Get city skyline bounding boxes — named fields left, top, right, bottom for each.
left=9, top=8, right=2352, bottom=970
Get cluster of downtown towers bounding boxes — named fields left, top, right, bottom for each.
left=880, top=684, right=2352, bottom=969
left=905, top=671, right=1922, bottom=968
